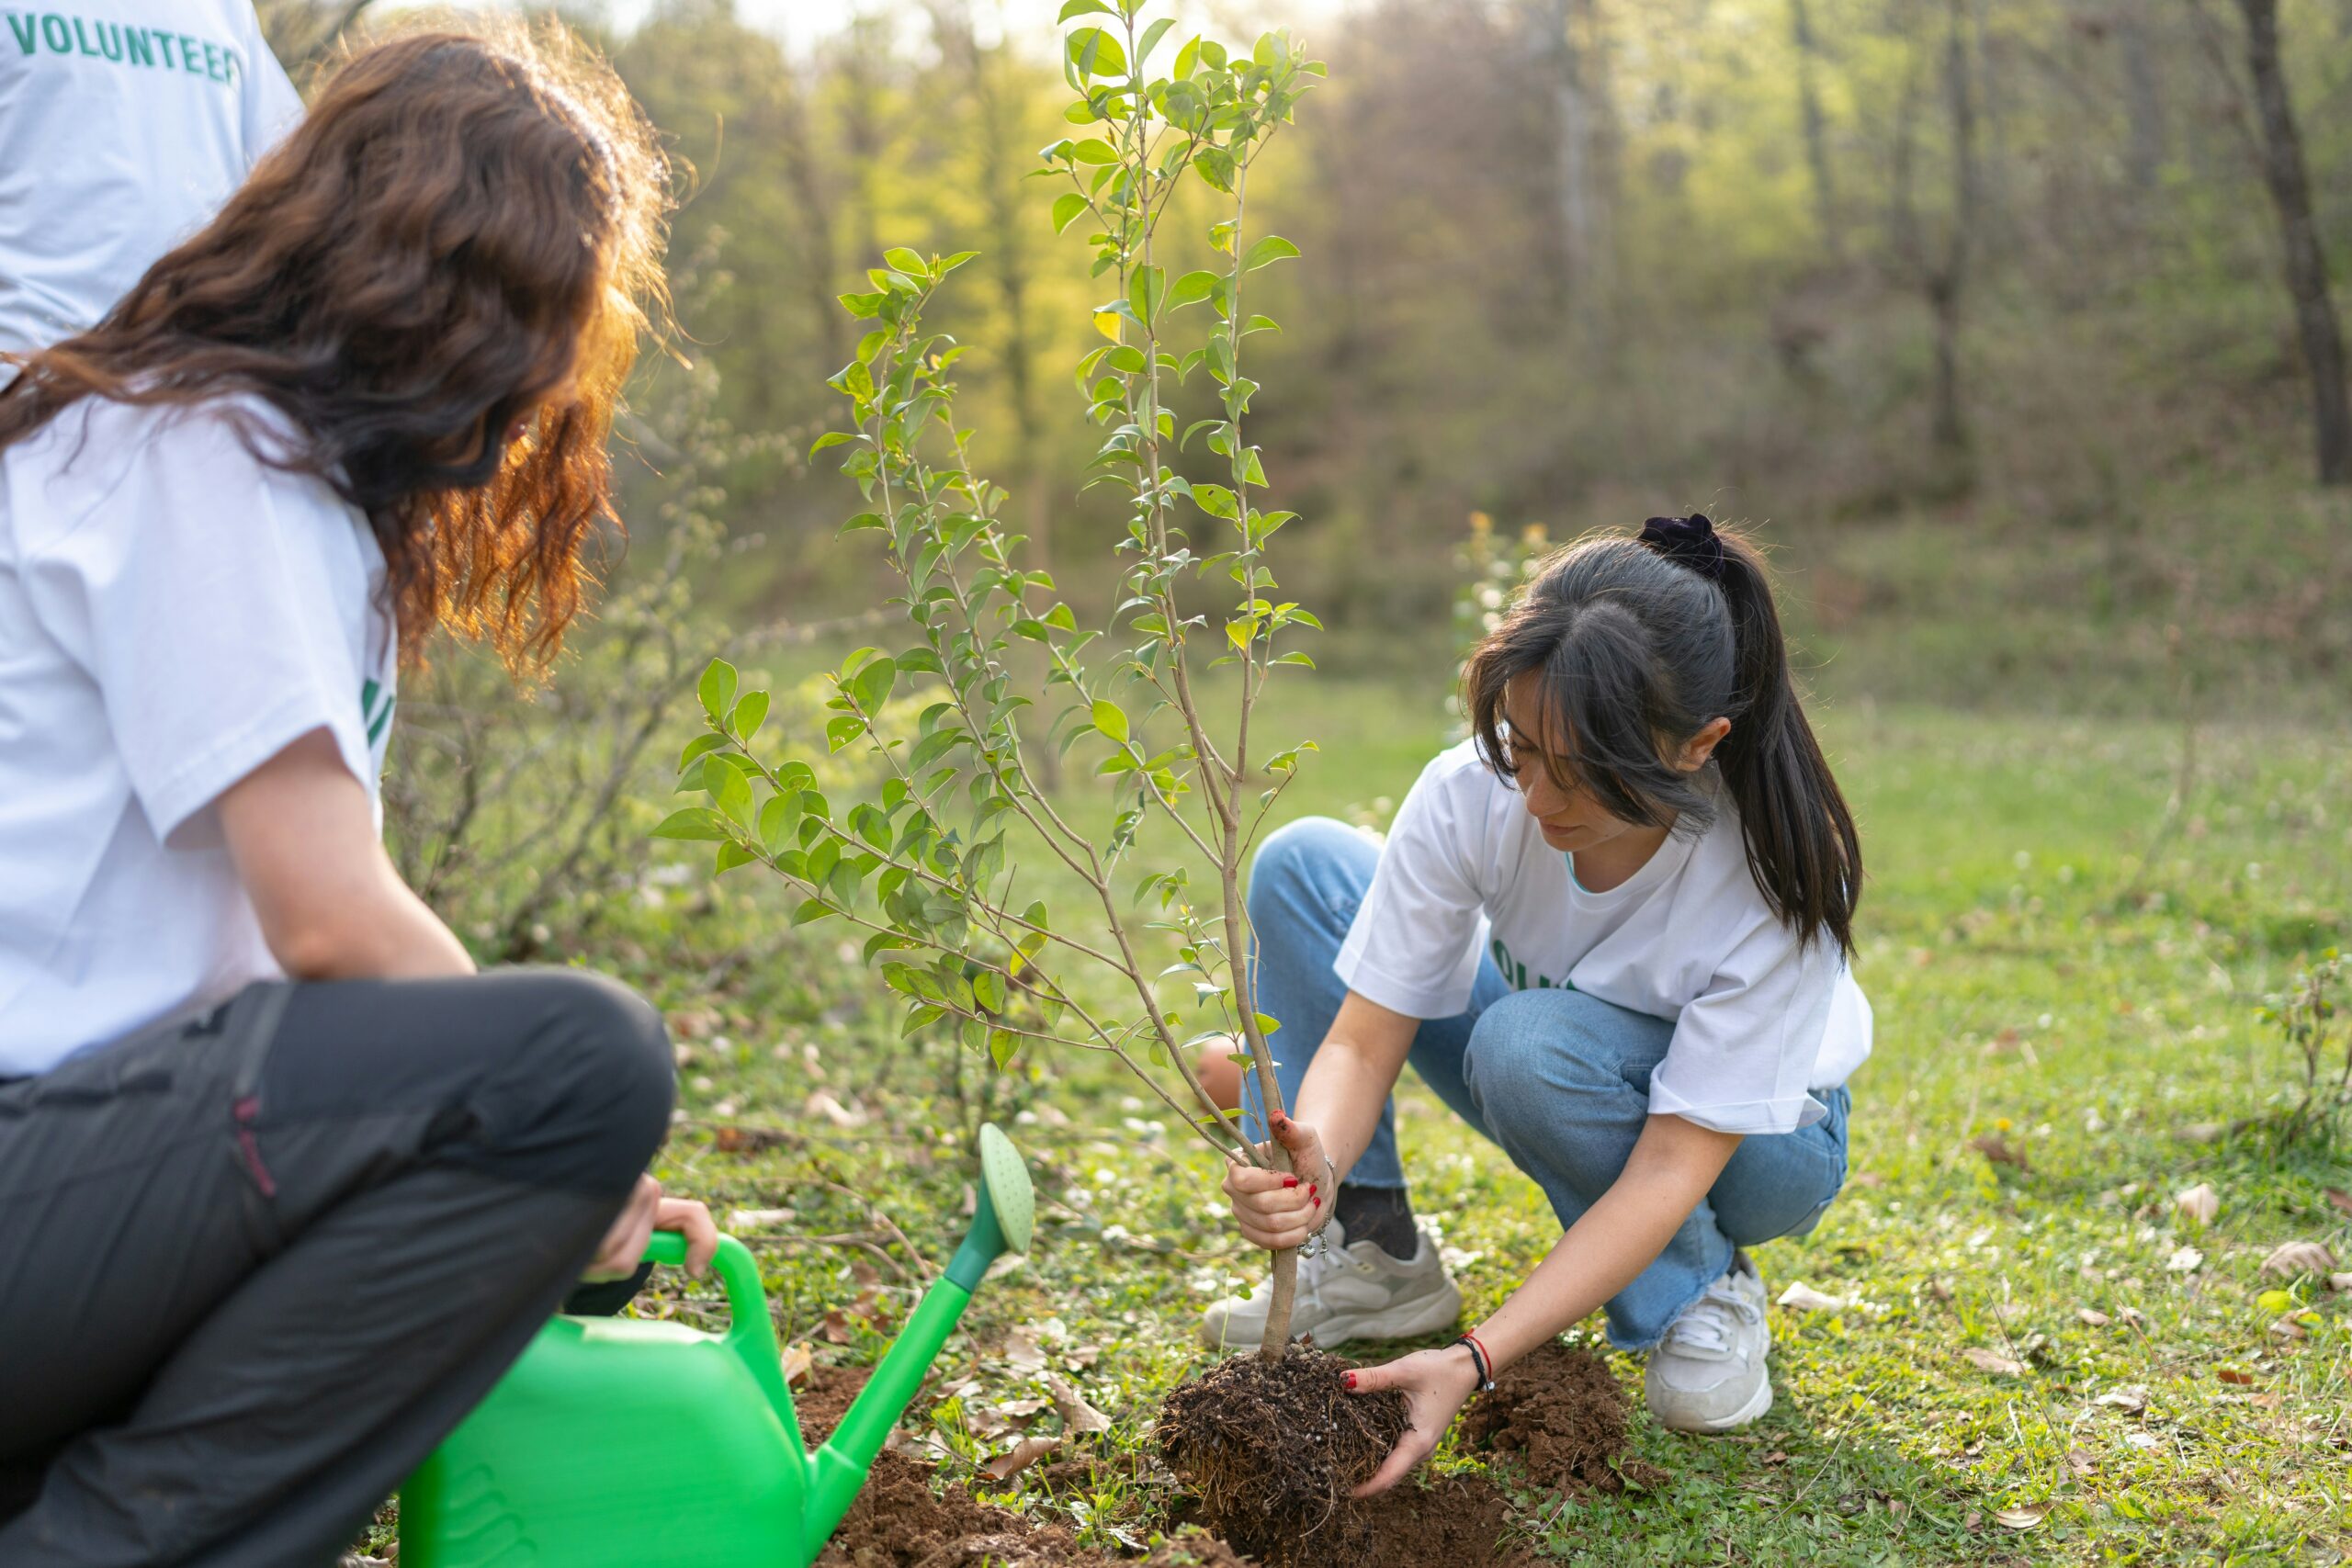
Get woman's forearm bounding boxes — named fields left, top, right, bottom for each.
left=1471, top=1114, right=1742, bottom=1370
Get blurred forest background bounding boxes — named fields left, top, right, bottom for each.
left=259, top=0, right=2352, bottom=723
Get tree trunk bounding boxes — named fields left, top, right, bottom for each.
left=1790, top=0, right=1839, bottom=256
left=2235, top=0, right=2352, bottom=485
left=2120, top=13, right=2166, bottom=194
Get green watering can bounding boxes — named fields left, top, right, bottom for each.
left=400, top=1123, right=1035, bottom=1567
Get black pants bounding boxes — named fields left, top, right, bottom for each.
left=0, top=968, right=674, bottom=1568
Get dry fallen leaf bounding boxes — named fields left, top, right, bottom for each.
left=2175, top=1122, right=2228, bottom=1145
left=2065, top=1449, right=2098, bottom=1477
left=2325, top=1188, right=2352, bottom=1219
left=2095, top=1386, right=2149, bottom=1413
left=804, top=1090, right=866, bottom=1129
left=1972, top=1134, right=2030, bottom=1170
left=2261, top=1240, right=2337, bottom=1279
left=1994, top=1506, right=2048, bottom=1530
left=2329, top=1272, right=2352, bottom=1294
left=981, top=1435, right=1061, bottom=1483
left=1777, top=1281, right=1846, bottom=1313
left=781, top=1342, right=814, bottom=1386
left=729, top=1206, right=797, bottom=1227
left=2217, top=1368, right=2255, bottom=1385
left=1962, top=1348, right=2028, bottom=1376
left=1763, top=1450, right=1790, bottom=1465
left=2267, top=1314, right=2309, bottom=1341
left=2076, top=1307, right=2111, bottom=1327
left=2173, top=1183, right=2221, bottom=1226
left=1001, top=1329, right=1049, bottom=1374
left=1043, top=1371, right=1114, bottom=1435
left=2165, top=1245, right=2204, bottom=1274
left=712, top=1124, right=788, bottom=1155
left=2252, top=1392, right=2282, bottom=1409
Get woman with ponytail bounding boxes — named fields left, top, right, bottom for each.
left=1202, top=514, right=1867, bottom=1491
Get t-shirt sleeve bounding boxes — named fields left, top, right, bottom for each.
left=21, top=406, right=376, bottom=852
left=1332, top=752, right=1488, bottom=1018
left=1647, top=914, right=1844, bottom=1136
left=240, top=9, right=306, bottom=162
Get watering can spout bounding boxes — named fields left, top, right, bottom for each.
left=803, top=1123, right=1034, bottom=1552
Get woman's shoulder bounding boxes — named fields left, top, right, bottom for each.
left=9, top=393, right=348, bottom=554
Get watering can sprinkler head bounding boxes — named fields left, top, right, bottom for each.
left=946, top=1122, right=1035, bottom=1290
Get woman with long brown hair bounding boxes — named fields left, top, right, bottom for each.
left=0, top=23, right=714, bottom=1565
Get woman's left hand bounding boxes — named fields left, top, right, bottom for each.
left=1343, top=1343, right=1485, bottom=1495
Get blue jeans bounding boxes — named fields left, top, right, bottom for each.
left=1239, top=818, right=1850, bottom=1349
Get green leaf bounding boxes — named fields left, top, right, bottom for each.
left=1166, top=270, right=1221, bottom=312
left=1056, top=0, right=1112, bottom=18
left=714, top=841, right=757, bottom=874
left=1253, top=1012, right=1283, bottom=1036
left=1092, top=698, right=1130, bottom=744
left=989, top=1029, right=1018, bottom=1070
left=1069, top=137, right=1118, bottom=165
left=677, top=733, right=728, bottom=771
left=1128, top=265, right=1165, bottom=330
left=698, top=660, right=738, bottom=724
left=809, top=431, right=855, bottom=457
left=883, top=246, right=929, bottom=279
left=1066, top=26, right=1127, bottom=78
left=650, top=807, right=729, bottom=841
left=850, top=655, right=899, bottom=713
left=1240, top=236, right=1302, bottom=273
left=791, top=897, right=832, bottom=928
left=708, top=763, right=754, bottom=824
left=1051, top=191, right=1090, bottom=234
left=730, top=691, right=769, bottom=744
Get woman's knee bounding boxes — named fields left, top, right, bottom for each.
left=1247, top=818, right=1374, bottom=933
left=495, top=969, right=675, bottom=1196
left=1461, top=987, right=1668, bottom=1131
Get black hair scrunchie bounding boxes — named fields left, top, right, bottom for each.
left=1638, top=513, right=1727, bottom=581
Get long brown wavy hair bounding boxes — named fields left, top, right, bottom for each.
left=0, top=18, right=670, bottom=675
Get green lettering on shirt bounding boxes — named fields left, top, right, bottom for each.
left=1489, top=936, right=1571, bottom=995
left=2, top=10, right=240, bottom=87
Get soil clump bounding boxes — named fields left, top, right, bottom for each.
left=1156, top=1347, right=1410, bottom=1566
left=1460, top=1341, right=1665, bottom=1494
left=806, top=1364, right=1242, bottom=1568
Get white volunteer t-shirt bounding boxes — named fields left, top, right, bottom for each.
left=1335, top=739, right=1871, bottom=1135
left=0, top=0, right=302, bottom=356
left=0, top=395, right=397, bottom=1076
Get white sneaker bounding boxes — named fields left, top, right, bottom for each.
left=1645, top=1253, right=1773, bottom=1433
left=1200, top=1219, right=1464, bottom=1350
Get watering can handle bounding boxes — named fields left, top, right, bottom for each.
left=642, top=1231, right=766, bottom=1330
left=637, top=1230, right=798, bottom=1437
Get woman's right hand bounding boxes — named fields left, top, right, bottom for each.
left=1221, top=1111, right=1335, bottom=1250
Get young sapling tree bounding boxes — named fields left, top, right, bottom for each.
left=657, top=4, right=1325, bottom=1359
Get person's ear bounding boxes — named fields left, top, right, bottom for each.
left=1678, top=717, right=1731, bottom=773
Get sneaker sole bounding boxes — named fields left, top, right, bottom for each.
left=1652, top=1375, right=1773, bottom=1434
left=1200, top=1277, right=1464, bottom=1351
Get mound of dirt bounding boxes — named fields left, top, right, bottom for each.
left=805, top=1363, right=1244, bottom=1568
left=1156, top=1347, right=1409, bottom=1566
left=1349, top=1472, right=1538, bottom=1568
left=1459, top=1342, right=1664, bottom=1495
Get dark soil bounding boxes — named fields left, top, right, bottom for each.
left=1461, top=1341, right=1665, bottom=1495
left=806, top=1364, right=1243, bottom=1568
left=1155, top=1348, right=1410, bottom=1566
left=1348, top=1473, right=1539, bottom=1568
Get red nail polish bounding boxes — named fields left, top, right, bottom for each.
left=1343, top=1372, right=1357, bottom=1389
left=1282, top=1176, right=1298, bottom=1189
left=1309, top=1184, right=1319, bottom=1199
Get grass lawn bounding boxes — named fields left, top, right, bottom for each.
left=603, top=675, right=2349, bottom=1565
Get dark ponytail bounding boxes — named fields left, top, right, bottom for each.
left=1463, top=514, right=1861, bottom=954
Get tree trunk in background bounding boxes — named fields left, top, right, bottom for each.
left=2119, top=13, right=2166, bottom=194
left=1969, top=0, right=2007, bottom=244
left=1933, top=0, right=1976, bottom=456
left=929, top=0, right=1061, bottom=785
left=1790, top=0, right=1840, bottom=257
left=1540, top=0, right=1612, bottom=324
left=778, top=70, right=850, bottom=370
left=2234, top=0, right=2352, bottom=485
